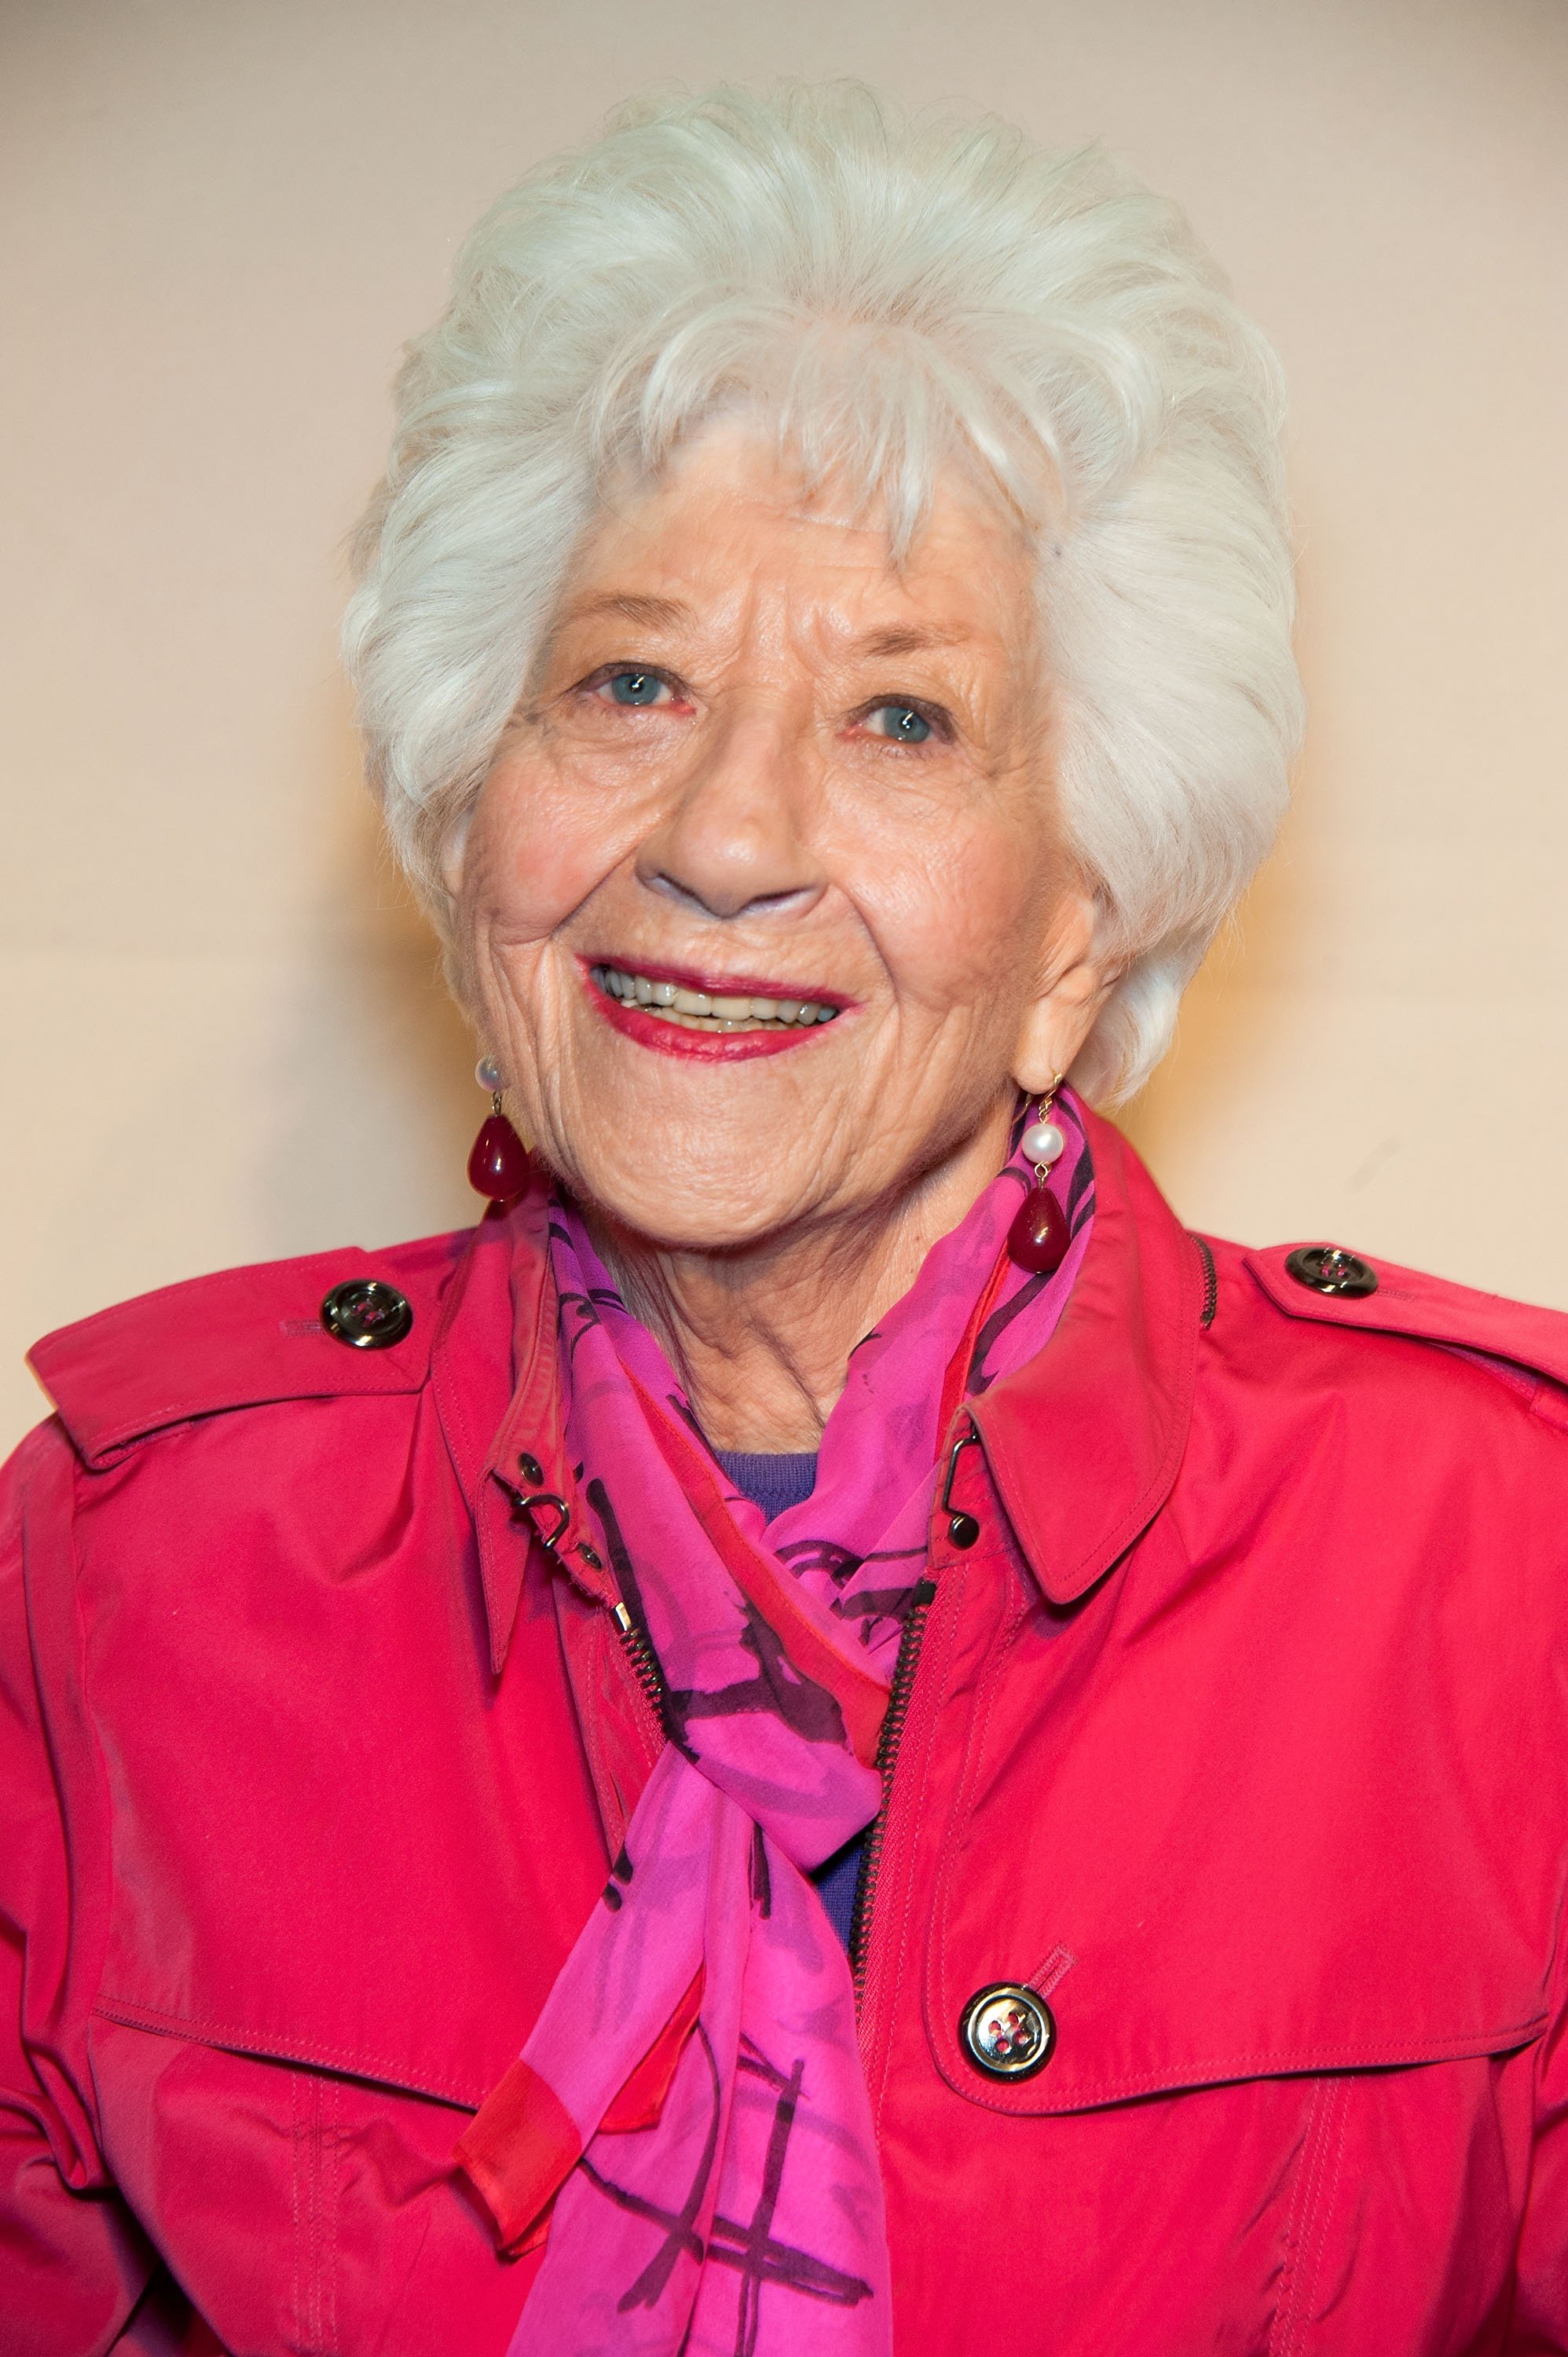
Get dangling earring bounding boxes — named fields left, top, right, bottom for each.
left=467, top=1055, right=529, bottom=1201
left=1006, top=1076, right=1069, bottom=1274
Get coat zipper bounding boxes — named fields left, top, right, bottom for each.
left=1195, top=1233, right=1218, bottom=1329
left=848, top=1574, right=938, bottom=1992
left=611, top=1598, right=671, bottom=1739
left=610, top=1563, right=939, bottom=1990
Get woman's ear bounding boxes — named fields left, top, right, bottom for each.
left=440, top=805, right=474, bottom=901
left=1011, top=888, right=1116, bottom=1095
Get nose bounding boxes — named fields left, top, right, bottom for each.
left=634, top=710, right=826, bottom=922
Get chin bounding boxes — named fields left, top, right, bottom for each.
left=571, top=1154, right=808, bottom=1256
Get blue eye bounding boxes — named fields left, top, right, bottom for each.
left=867, top=702, right=932, bottom=742
left=606, top=670, right=665, bottom=706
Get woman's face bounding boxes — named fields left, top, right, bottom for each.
left=454, top=420, right=1106, bottom=1252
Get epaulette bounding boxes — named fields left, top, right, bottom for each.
left=1241, top=1238, right=1568, bottom=1407
left=27, top=1229, right=473, bottom=1470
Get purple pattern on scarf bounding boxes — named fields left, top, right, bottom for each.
left=505, top=1098, right=1094, bottom=2356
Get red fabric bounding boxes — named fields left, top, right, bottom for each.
left=454, top=2060, right=580, bottom=2255
left=598, top=1968, right=705, bottom=2135
left=2, top=1109, right=1568, bottom=2351
left=453, top=1967, right=707, bottom=2256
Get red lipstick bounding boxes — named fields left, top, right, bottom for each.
left=581, top=957, right=852, bottom=1063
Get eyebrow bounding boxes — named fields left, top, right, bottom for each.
left=559, top=592, right=694, bottom=632
left=851, top=624, right=969, bottom=658
left=551, top=598, right=970, bottom=659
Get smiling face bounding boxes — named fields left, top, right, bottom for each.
left=452, top=420, right=1108, bottom=1255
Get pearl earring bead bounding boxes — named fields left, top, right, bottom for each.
left=1020, top=1118, right=1064, bottom=1168
left=475, top=1054, right=503, bottom=1091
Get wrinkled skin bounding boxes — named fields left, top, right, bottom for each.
left=450, top=422, right=1112, bottom=1447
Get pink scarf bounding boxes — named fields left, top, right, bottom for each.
left=460, top=1098, right=1094, bottom=2355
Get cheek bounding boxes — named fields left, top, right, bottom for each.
left=863, top=810, right=1051, bottom=1019
left=463, top=753, right=624, bottom=946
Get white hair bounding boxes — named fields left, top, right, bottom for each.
left=343, top=82, right=1302, bottom=1100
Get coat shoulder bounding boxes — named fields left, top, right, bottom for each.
left=24, top=1228, right=477, bottom=1470
left=1211, top=1230, right=1568, bottom=1423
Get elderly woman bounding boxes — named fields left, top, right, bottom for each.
left=5, top=82, right=1567, bottom=2357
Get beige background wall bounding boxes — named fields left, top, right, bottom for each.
left=2, top=0, right=1565, bottom=1457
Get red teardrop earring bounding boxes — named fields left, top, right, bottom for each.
left=1006, top=1076, right=1070, bottom=1274
left=467, top=1055, right=529, bottom=1202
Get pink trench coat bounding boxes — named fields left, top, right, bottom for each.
left=5, top=1108, right=1568, bottom=2354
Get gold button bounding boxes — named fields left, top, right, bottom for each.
left=960, top=1983, right=1055, bottom=2080
left=319, top=1278, right=413, bottom=1350
left=1284, top=1244, right=1378, bottom=1298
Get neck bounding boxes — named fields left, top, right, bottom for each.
left=587, top=1098, right=1017, bottom=1452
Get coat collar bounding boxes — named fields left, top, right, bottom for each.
left=426, top=1184, right=606, bottom=1677
left=445, top=1107, right=1202, bottom=1668
left=969, top=1105, right=1202, bottom=1606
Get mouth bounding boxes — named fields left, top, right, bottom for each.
left=583, top=956, right=848, bottom=1061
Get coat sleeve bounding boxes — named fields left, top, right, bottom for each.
left=1511, top=1836, right=1568, bottom=2341
left=0, top=1421, right=156, bottom=2352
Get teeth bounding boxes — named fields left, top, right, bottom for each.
left=591, top=965, right=840, bottom=1031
